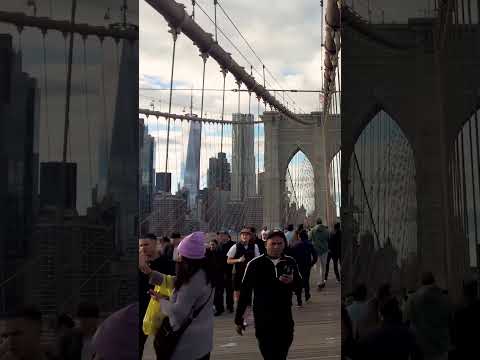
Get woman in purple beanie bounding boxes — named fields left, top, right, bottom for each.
left=139, top=231, right=216, bottom=360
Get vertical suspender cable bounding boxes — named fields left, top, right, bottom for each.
left=249, top=66, right=253, bottom=116
left=62, top=31, right=72, bottom=162
left=469, top=112, right=479, bottom=253
left=214, top=0, right=218, bottom=42
left=165, top=29, right=179, bottom=175
left=82, top=36, right=92, bottom=191
left=199, top=52, right=208, bottom=191
left=41, top=30, right=51, bottom=160
left=220, top=68, right=227, bottom=153
left=460, top=129, right=470, bottom=241
left=100, top=39, right=109, bottom=186
left=59, top=0, right=77, bottom=224
left=257, top=97, right=260, bottom=193
left=475, top=110, right=480, bottom=265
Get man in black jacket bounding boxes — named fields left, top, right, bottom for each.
left=325, top=223, right=341, bottom=283
left=138, top=233, right=171, bottom=357
left=235, top=230, right=302, bottom=360
left=214, top=231, right=236, bottom=315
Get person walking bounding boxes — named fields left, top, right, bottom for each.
left=138, top=233, right=172, bottom=357
left=404, top=272, right=451, bottom=360
left=234, top=230, right=302, bottom=360
left=309, top=219, right=330, bottom=289
left=325, top=222, right=341, bottom=284
left=356, top=297, right=421, bottom=360
left=140, top=231, right=216, bottom=360
left=58, top=302, right=99, bottom=360
left=251, top=227, right=266, bottom=255
left=227, top=227, right=260, bottom=302
left=285, top=225, right=295, bottom=247
left=214, top=231, right=236, bottom=314
left=289, top=230, right=318, bottom=306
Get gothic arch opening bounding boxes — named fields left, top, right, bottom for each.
left=346, top=110, right=418, bottom=292
left=450, top=108, right=480, bottom=268
left=284, top=149, right=315, bottom=226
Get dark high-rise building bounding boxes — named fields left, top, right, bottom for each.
left=106, top=39, right=139, bottom=311
left=184, top=119, right=202, bottom=208
left=156, top=172, right=172, bottom=193
left=207, top=152, right=231, bottom=191
left=0, top=34, right=40, bottom=315
left=140, top=119, right=155, bottom=219
left=40, top=162, right=77, bottom=211
left=107, top=39, right=139, bottom=254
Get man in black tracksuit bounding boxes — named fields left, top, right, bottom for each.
left=235, top=230, right=302, bottom=360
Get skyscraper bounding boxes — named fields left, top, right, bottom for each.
left=0, top=33, right=40, bottom=314
left=139, top=119, right=155, bottom=220
left=184, top=119, right=202, bottom=209
left=156, top=172, right=172, bottom=193
left=207, top=152, right=231, bottom=191
left=107, top=39, right=139, bottom=254
left=231, top=113, right=256, bottom=201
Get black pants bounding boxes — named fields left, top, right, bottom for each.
left=325, top=252, right=340, bottom=281
left=256, top=327, right=293, bottom=360
left=295, top=268, right=311, bottom=305
left=214, top=272, right=234, bottom=312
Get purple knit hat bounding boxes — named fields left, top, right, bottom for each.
left=92, top=302, right=138, bottom=360
left=177, top=231, right=206, bottom=259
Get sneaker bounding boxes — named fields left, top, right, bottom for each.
left=214, top=310, right=224, bottom=317
left=317, top=282, right=326, bottom=291
left=305, top=294, right=311, bottom=303
left=296, top=303, right=303, bottom=308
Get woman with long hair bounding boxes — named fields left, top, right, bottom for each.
left=139, top=231, right=216, bottom=360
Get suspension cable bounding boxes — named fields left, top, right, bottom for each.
left=214, top=0, right=218, bottom=42
left=215, top=0, right=304, bottom=112
left=220, top=67, right=227, bottom=153
left=165, top=28, right=179, bottom=175
left=198, top=52, right=208, bottom=190
left=82, top=36, right=93, bottom=191
left=100, top=39, right=109, bottom=183
left=41, top=30, right=52, bottom=160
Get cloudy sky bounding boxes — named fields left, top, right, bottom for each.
left=140, top=0, right=325, bottom=201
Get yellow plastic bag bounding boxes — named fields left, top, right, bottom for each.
left=143, top=275, right=175, bottom=336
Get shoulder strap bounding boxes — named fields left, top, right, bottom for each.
left=176, top=287, right=214, bottom=334
left=192, top=287, right=213, bottom=319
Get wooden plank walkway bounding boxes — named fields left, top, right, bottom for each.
left=143, top=268, right=340, bottom=359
